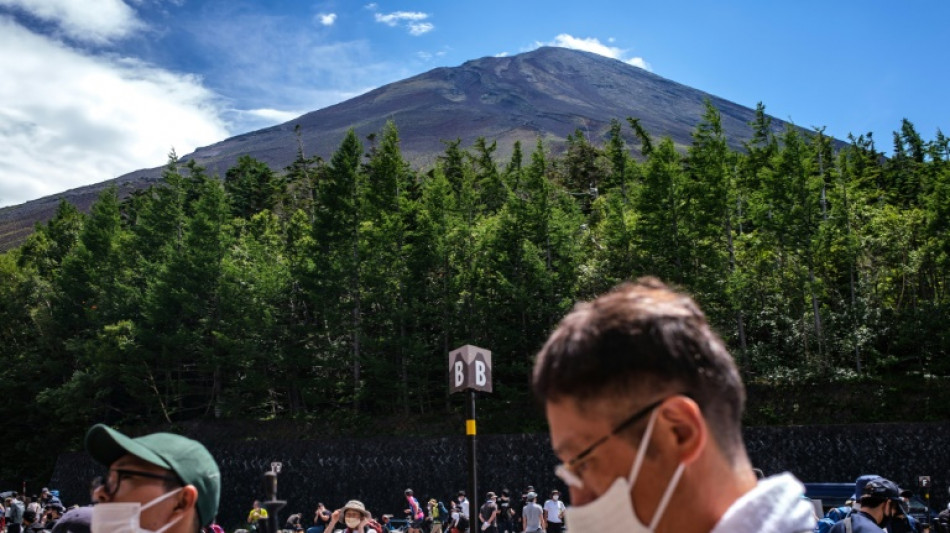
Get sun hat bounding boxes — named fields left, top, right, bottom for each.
left=340, top=500, right=372, bottom=519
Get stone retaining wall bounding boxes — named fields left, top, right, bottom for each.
left=49, top=422, right=950, bottom=530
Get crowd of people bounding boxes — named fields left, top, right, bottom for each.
left=0, top=489, right=68, bottom=532
left=6, top=278, right=950, bottom=533
left=243, top=485, right=565, bottom=533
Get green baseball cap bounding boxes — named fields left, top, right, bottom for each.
left=85, top=424, right=221, bottom=526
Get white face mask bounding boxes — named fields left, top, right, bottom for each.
left=563, top=410, right=685, bottom=533
left=344, top=516, right=362, bottom=529
left=92, top=488, right=183, bottom=533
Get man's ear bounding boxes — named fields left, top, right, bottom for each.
left=657, top=395, right=706, bottom=464
left=176, top=485, right=199, bottom=515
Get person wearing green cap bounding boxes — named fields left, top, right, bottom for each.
left=84, top=423, right=221, bottom=533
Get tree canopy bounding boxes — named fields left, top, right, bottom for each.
left=2, top=110, right=949, bottom=484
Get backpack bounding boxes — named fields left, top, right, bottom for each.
left=498, top=499, right=510, bottom=520
left=439, top=502, right=449, bottom=518
left=479, top=502, right=496, bottom=522
left=815, top=517, right=836, bottom=533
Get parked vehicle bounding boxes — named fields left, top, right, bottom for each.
left=803, top=482, right=938, bottom=524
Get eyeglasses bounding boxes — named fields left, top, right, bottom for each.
left=554, top=395, right=675, bottom=488
left=100, top=468, right=181, bottom=498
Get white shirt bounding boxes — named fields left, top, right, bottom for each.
left=459, top=498, right=470, bottom=518
left=543, top=499, right=564, bottom=523
left=710, top=472, right=816, bottom=533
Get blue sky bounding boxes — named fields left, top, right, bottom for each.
left=1, top=0, right=947, bottom=207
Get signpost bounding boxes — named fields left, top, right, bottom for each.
left=919, top=475, right=931, bottom=518
left=449, top=345, right=492, bottom=532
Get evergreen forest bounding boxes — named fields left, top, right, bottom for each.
left=2, top=102, right=950, bottom=484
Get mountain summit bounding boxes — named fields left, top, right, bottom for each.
left=1, top=46, right=792, bottom=249
left=199, top=46, right=779, bottom=168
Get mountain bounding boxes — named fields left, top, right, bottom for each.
left=0, top=46, right=812, bottom=251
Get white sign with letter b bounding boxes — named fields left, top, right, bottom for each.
left=448, top=345, right=493, bottom=393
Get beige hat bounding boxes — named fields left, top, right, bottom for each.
left=340, top=500, right=372, bottom=519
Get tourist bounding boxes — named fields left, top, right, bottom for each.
left=532, top=277, right=816, bottom=533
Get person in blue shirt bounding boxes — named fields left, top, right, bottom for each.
left=829, top=479, right=910, bottom=533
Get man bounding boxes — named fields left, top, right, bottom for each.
left=40, top=489, right=62, bottom=512
left=457, top=491, right=470, bottom=520
left=50, top=506, right=91, bottom=533
left=404, top=489, right=423, bottom=533
left=520, top=493, right=544, bottom=533
left=937, top=487, right=950, bottom=533
left=248, top=500, right=268, bottom=532
left=457, top=491, right=470, bottom=532
left=20, top=510, right=44, bottom=533
left=8, top=493, right=25, bottom=533
left=532, top=277, right=816, bottom=533
left=829, top=478, right=909, bottom=533
left=511, top=489, right=529, bottom=533
left=892, top=490, right=920, bottom=533
left=41, top=504, right=64, bottom=530
left=85, top=422, right=221, bottom=533
left=496, top=490, right=513, bottom=533
left=428, top=498, right=444, bottom=533
left=541, top=490, right=564, bottom=533
left=479, top=492, right=498, bottom=533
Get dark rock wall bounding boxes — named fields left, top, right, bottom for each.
left=49, top=423, right=950, bottom=530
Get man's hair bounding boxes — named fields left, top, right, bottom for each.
left=859, top=495, right=886, bottom=509
left=532, top=277, right=746, bottom=456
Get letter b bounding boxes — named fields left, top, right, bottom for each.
left=475, top=361, right=486, bottom=386
left=454, top=361, right=465, bottom=387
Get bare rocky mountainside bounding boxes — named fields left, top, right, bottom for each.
left=0, top=46, right=806, bottom=250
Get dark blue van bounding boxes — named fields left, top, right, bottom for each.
left=803, top=482, right=937, bottom=524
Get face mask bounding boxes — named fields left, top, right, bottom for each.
left=563, top=409, right=685, bottom=533
left=344, top=516, right=362, bottom=529
left=553, top=495, right=559, bottom=501
left=92, top=488, right=183, bottom=533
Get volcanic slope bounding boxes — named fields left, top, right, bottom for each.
left=1, top=46, right=803, bottom=250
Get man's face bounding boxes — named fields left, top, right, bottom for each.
left=93, top=454, right=181, bottom=531
left=546, top=397, right=675, bottom=522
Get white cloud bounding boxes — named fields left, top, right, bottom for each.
left=373, top=10, right=433, bottom=35
left=536, top=34, right=652, bottom=71
left=318, top=13, right=336, bottom=26
left=243, top=108, right=301, bottom=123
left=626, top=57, right=649, bottom=69
left=416, top=48, right=447, bottom=61
left=0, top=16, right=229, bottom=207
left=375, top=11, right=427, bottom=26
left=408, top=21, right=433, bottom=36
left=0, top=0, right=143, bottom=44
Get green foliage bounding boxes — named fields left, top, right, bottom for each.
left=1, top=112, right=949, bottom=483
